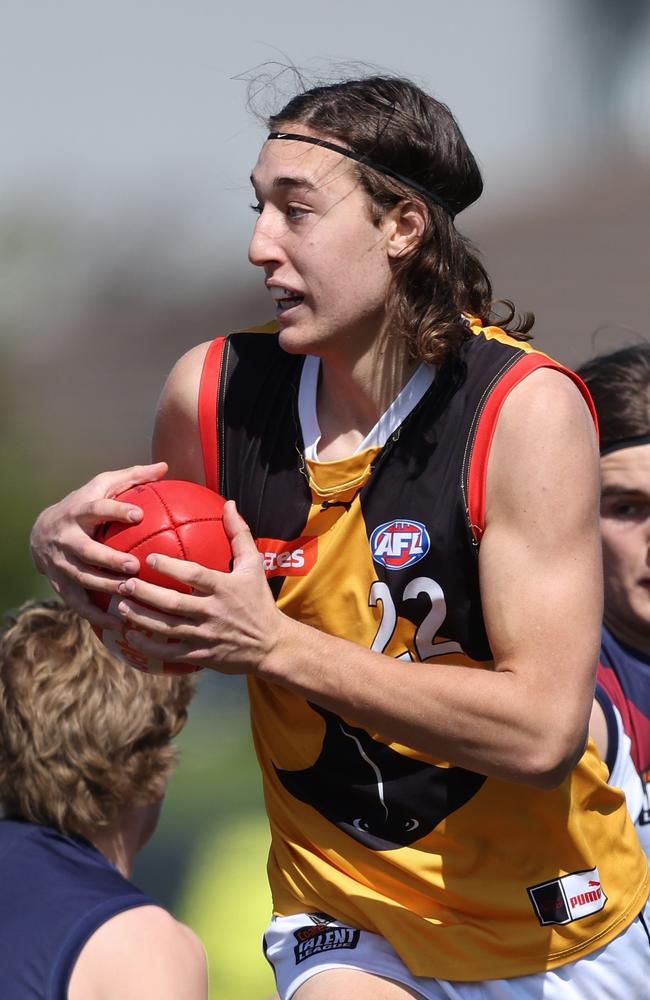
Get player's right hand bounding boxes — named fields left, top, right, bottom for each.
left=30, top=463, right=168, bottom=626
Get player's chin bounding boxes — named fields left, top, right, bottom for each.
left=276, top=325, right=308, bottom=354
left=276, top=314, right=319, bottom=351
left=624, top=598, right=650, bottom=639
left=634, top=603, right=650, bottom=631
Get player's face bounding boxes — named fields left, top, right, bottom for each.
left=599, top=444, right=650, bottom=653
left=248, top=129, right=394, bottom=360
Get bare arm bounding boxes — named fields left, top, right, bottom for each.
left=152, top=341, right=211, bottom=481
left=590, top=699, right=609, bottom=762
left=68, top=905, right=208, bottom=1000
left=117, top=368, right=602, bottom=788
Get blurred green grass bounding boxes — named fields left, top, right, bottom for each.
left=132, top=672, right=273, bottom=999
left=179, top=811, right=275, bottom=1000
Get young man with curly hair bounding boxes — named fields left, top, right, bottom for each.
left=31, top=76, right=650, bottom=998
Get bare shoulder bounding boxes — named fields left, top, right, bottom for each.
left=156, top=340, right=213, bottom=420
left=68, top=904, right=208, bottom=1000
left=496, top=365, right=596, bottom=441
left=153, top=340, right=213, bottom=481
left=486, top=365, right=599, bottom=522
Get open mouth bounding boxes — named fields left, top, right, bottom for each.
left=269, top=287, right=305, bottom=312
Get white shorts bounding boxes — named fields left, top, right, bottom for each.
left=263, top=904, right=650, bottom=999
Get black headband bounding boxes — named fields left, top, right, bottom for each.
left=266, top=131, right=456, bottom=219
left=600, top=434, right=650, bottom=457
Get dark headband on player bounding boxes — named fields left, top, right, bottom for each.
left=600, top=434, right=650, bottom=456
left=266, top=131, right=456, bottom=219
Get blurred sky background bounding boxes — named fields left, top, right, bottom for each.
left=2, top=2, right=650, bottom=997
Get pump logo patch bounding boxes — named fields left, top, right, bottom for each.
left=370, top=520, right=430, bottom=570
left=528, top=867, right=607, bottom=926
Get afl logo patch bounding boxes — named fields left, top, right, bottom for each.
left=370, top=520, right=430, bottom=570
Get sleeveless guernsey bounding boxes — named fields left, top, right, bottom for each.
left=598, top=626, right=650, bottom=781
left=0, top=818, right=153, bottom=999
left=597, top=626, right=650, bottom=858
left=198, top=320, right=649, bottom=981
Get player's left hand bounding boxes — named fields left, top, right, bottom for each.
left=113, top=500, right=282, bottom=674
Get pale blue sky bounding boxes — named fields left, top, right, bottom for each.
left=2, top=1, right=629, bottom=209
left=1, top=1, right=648, bottom=307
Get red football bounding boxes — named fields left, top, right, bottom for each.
left=90, top=480, right=231, bottom=675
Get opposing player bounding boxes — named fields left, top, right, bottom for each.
left=580, top=344, right=650, bottom=858
left=31, top=75, right=649, bottom=997
left=0, top=599, right=207, bottom=999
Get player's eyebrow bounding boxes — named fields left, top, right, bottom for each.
left=250, top=173, right=317, bottom=193
left=601, top=484, right=650, bottom=499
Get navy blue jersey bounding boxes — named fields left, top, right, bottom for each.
left=598, top=626, right=650, bottom=781
left=597, top=627, right=650, bottom=857
left=0, top=818, right=153, bottom=999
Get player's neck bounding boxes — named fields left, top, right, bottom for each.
left=82, top=801, right=162, bottom=878
left=317, top=335, right=416, bottom=460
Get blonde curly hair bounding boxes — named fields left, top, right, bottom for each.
left=0, top=599, right=196, bottom=836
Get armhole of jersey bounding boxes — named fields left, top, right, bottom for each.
left=466, top=355, right=598, bottom=542
left=48, top=895, right=154, bottom=1000
left=596, top=661, right=636, bottom=755
left=198, top=337, right=226, bottom=493
left=594, top=683, right=620, bottom=775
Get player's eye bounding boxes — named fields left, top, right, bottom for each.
left=614, top=503, right=638, bottom=517
left=286, top=204, right=310, bottom=219
left=603, top=500, right=650, bottom=521
left=250, top=202, right=263, bottom=214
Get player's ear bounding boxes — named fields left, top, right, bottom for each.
left=384, top=200, right=427, bottom=259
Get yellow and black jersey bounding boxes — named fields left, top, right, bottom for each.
left=197, top=321, right=649, bottom=981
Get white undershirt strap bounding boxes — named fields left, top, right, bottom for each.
left=298, top=355, right=436, bottom=462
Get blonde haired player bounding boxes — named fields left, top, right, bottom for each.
left=0, top=599, right=207, bottom=999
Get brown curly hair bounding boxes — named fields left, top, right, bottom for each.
left=577, top=343, right=650, bottom=452
left=267, top=75, right=533, bottom=364
left=0, top=599, right=196, bottom=836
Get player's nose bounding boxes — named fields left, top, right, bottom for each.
left=248, top=210, right=286, bottom=268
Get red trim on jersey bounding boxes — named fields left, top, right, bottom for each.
left=597, top=662, right=637, bottom=764
left=467, top=355, right=597, bottom=541
left=198, top=337, right=226, bottom=492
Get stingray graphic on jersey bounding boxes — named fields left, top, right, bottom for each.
left=275, top=705, right=486, bottom=851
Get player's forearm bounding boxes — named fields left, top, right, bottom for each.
left=262, top=614, right=590, bottom=788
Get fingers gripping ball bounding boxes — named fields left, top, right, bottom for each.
left=90, top=480, right=232, bottom=675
